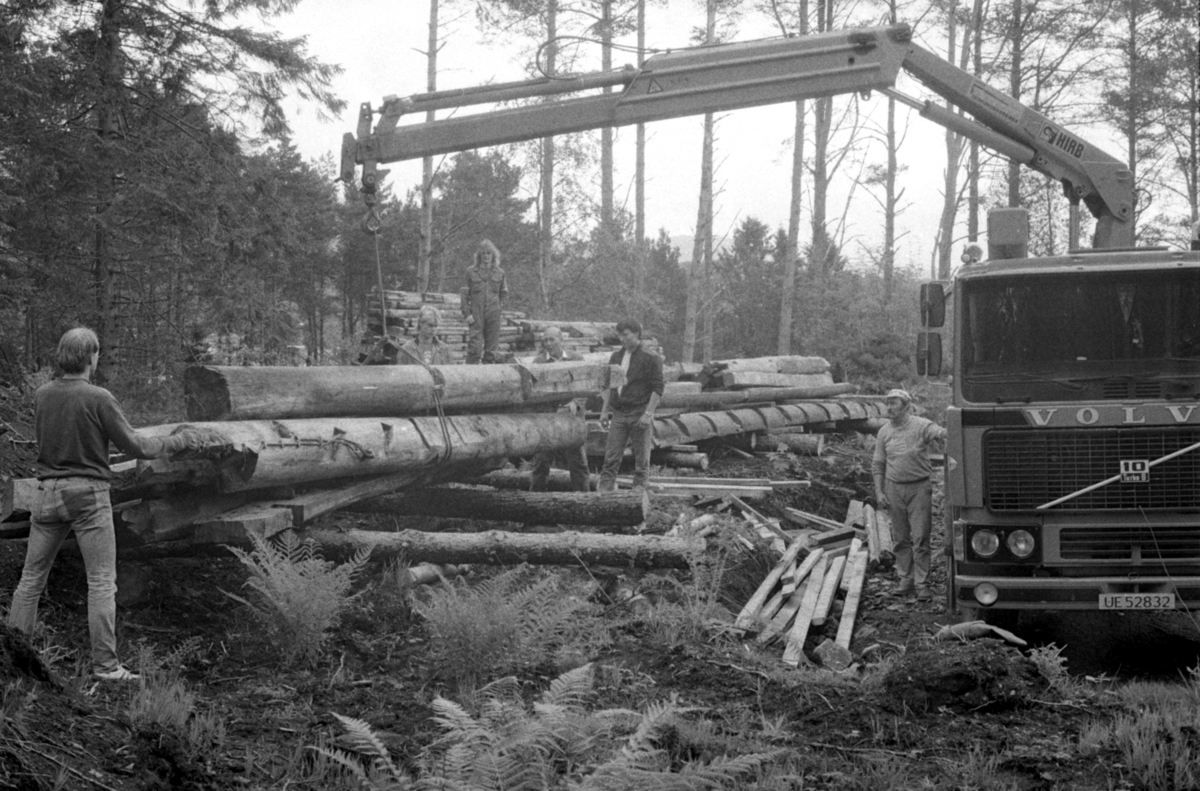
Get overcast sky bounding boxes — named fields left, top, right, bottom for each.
left=266, top=1, right=976, bottom=276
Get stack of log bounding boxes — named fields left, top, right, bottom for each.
left=731, top=497, right=895, bottom=668
left=584, top=354, right=886, bottom=466
left=364, top=290, right=529, bottom=363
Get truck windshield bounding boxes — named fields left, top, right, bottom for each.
left=960, top=268, right=1200, bottom=403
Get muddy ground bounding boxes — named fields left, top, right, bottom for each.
left=2, top=384, right=1200, bottom=790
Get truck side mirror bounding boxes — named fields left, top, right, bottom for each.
left=921, top=282, right=945, bottom=328
left=916, top=332, right=942, bottom=377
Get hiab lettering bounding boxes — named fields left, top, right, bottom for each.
left=1023, top=404, right=1199, bottom=427
left=1040, top=124, right=1085, bottom=159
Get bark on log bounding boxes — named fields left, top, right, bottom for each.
left=766, top=433, right=825, bottom=455
left=713, top=356, right=831, bottom=375
left=719, top=371, right=834, bottom=389
left=303, top=527, right=704, bottom=568
left=184, top=362, right=618, bottom=421
left=341, top=487, right=649, bottom=526
left=658, top=383, right=856, bottom=408
left=652, top=401, right=885, bottom=447
left=652, top=451, right=709, bottom=470
left=128, top=413, right=586, bottom=493
left=475, top=468, right=598, bottom=492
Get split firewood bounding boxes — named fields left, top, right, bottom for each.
left=783, top=507, right=845, bottom=532
left=838, top=538, right=865, bottom=593
left=756, top=582, right=808, bottom=644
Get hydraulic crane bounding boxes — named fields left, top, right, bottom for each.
left=340, top=23, right=1134, bottom=250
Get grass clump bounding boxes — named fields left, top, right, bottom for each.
left=226, top=531, right=371, bottom=666
left=412, top=566, right=605, bottom=689
left=127, top=639, right=226, bottom=762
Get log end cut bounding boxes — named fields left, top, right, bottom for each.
left=183, top=366, right=233, bottom=421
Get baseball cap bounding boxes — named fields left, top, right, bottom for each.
left=885, top=388, right=912, bottom=403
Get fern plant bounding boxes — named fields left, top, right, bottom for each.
left=411, top=566, right=603, bottom=689
left=316, top=663, right=782, bottom=791
left=225, top=531, right=370, bottom=666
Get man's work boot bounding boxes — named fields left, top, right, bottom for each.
left=895, top=578, right=915, bottom=596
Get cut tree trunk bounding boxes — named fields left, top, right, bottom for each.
left=652, top=401, right=886, bottom=447
left=712, top=356, right=831, bottom=375
left=719, top=372, right=834, bottom=389
left=658, top=383, right=856, bottom=409
left=766, top=433, right=824, bottom=455
left=304, top=527, right=703, bottom=568
left=184, top=362, right=619, bottom=421
left=128, top=414, right=586, bottom=494
left=341, top=487, right=649, bottom=526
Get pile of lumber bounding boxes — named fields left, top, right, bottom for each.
left=732, top=499, right=887, bottom=669
left=364, top=290, right=530, bottom=363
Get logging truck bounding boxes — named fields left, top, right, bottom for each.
left=340, top=22, right=1200, bottom=625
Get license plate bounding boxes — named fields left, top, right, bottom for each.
left=1098, top=593, right=1176, bottom=610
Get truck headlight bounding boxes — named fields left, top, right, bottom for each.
left=1006, top=529, right=1036, bottom=558
left=971, top=529, right=1000, bottom=558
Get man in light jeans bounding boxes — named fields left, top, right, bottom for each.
left=871, top=388, right=946, bottom=601
left=6, top=328, right=198, bottom=681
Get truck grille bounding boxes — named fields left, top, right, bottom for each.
left=984, top=428, right=1200, bottom=511
left=1059, top=526, right=1200, bottom=560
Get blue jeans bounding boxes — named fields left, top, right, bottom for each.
left=598, top=410, right=653, bottom=491
left=6, top=477, right=121, bottom=673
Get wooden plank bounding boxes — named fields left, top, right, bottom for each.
left=835, top=550, right=869, bottom=650
left=756, top=587, right=789, bottom=626
left=811, top=527, right=861, bottom=547
left=839, top=538, right=865, bottom=592
left=844, top=499, right=866, bottom=528
left=733, top=539, right=811, bottom=632
left=756, top=582, right=808, bottom=644
left=782, top=553, right=828, bottom=666
left=810, top=555, right=848, bottom=627
left=783, top=507, right=845, bottom=532
left=868, top=504, right=894, bottom=555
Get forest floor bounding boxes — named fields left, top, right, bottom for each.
left=1, top=382, right=1200, bottom=790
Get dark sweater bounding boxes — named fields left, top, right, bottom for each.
left=607, top=344, right=664, bottom=412
left=34, top=379, right=177, bottom=481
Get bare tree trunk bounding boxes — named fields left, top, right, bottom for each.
left=1007, top=0, right=1023, bottom=207
left=418, top=0, right=439, bottom=293
left=883, top=93, right=898, bottom=298
left=684, top=0, right=719, bottom=363
left=600, top=0, right=614, bottom=233
left=93, top=0, right=123, bottom=376
left=967, top=0, right=984, bottom=243
left=777, top=0, right=808, bottom=354
left=936, top=1, right=965, bottom=279
left=538, top=0, right=558, bottom=311
left=634, top=0, right=646, bottom=296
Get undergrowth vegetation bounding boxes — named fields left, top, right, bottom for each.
left=225, top=532, right=371, bottom=666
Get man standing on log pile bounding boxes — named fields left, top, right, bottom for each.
left=6, top=328, right=201, bottom=681
left=461, top=239, right=508, bottom=364
left=872, top=388, right=946, bottom=602
left=398, top=306, right=452, bottom=366
left=598, top=320, right=663, bottom=492
left=530, top=327, right=590, bottom=491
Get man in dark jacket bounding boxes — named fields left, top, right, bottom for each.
left=461, top=239, right=508, bottom=363
left=598, top=320, right=663, bottom=491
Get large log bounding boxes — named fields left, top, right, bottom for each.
left=658, top=383, right=856, bottom=409
left=719, top=371, right=835, bottom=389
left=127, top=413, right=587, bottom=494
left=651, top=401, right=887, bottom=447
left=341, top=487, right=649, bottom=526
left=712, top=356, right=831, bottom=376
left=304, top=527, right=704, bottom=568
left=184, top=361, right=619, bottom=421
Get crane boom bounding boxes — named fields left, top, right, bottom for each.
left=343, top=23, right=1134, bottom=248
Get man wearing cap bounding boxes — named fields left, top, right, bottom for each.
left=529, top=327, right=590, bottom=491
left=871, top=388, right=946, bottom=600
